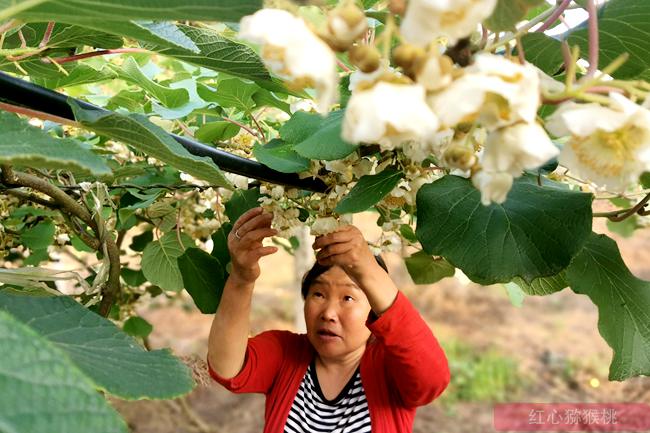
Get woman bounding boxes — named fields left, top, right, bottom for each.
left=207, top=207, right=450, bottom=432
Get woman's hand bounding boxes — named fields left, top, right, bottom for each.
left=312, top=225, right=381, bottom=285
left=228, top=207, right=278, bottom=285
left=313, top=224, right=398, bottom=315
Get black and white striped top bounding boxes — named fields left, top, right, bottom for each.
left=283, top=360, right=372, bottom=433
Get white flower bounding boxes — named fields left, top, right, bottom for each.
left=342, top=81, right=439, bottom=150
left=290, top=99, right=317, bottom=113
left=471, top=171, right=514, bottom=205
left=401, top=0, right=497, bottom=47
left=415, top=53, right=454, bottom=91
left=311, top=216, right=340, bottom=236
left=238, top=9, right=338, bottom=113
left=482, top=122, right=558, bottom=176
left=429, top=54, right=539, bottom=130
left=348, top=65, right=388, bottom=92
left=546, top=93, right=650, bottom=191
left=324, top=2, right=368, bottom=51
left=224, top=173, right=249, bottom=190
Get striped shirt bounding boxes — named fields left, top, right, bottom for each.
left=283, top=360, right=372, bottom=433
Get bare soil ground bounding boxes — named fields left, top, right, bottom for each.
left=112, top=213, right=650, bottom=433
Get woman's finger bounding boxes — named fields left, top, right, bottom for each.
left=240, top=227, right=277, bottom=244
left=317, top=242, right=355, bottom=261
left=251, top=246, right=279, bottom=260
left=313, top=229, right=355, bottom=250
left=235, top=212, right=273, bottom=237
left=232, top=207, right=263, bottom=231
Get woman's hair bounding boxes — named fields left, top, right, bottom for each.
left=300, top=255, right=388, bottom=299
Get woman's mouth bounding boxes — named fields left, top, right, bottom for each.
left=316, top=329, right=340, bottom=341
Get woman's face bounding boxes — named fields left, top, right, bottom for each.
left=304, top=266, right=372, bottom=362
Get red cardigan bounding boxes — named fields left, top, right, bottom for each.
left=208, top=291, right=450, bottom=433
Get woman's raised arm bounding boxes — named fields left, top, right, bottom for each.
left=207, top=207, right=278, bottom=379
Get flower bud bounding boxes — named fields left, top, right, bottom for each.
left=442, top=144, right=477, bottom=171
left=348, top=44, right=381, bottom=73
left=389, top=0, right=407, bottom=15
left=322, top=1, right=368, bottom=51
left=392, top=43, right=426, bottom=78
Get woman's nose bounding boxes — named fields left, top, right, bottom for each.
left=320, top=301, right=339, bottom=321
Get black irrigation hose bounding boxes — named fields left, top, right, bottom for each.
left=0, top=71, right=328, bottom=193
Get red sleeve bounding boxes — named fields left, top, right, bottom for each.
left=366, top=291, right=450, bottom=407
left=207, top=330, right=289, bottom=394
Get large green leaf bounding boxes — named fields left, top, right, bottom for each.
left=69, top=100, right=232, bottom=188
left=404, top=251, right=455, bottom=285
left=144, top=24, right=274, bottom=83
left=178, top=248, right=226, bottom=314
left=335, top=169, right=403, bottom=214
left=142, top=232, right=194, bottom=292
left=512, top=272, right=567, bottom=296
left=521, top=33, right=565, bottom=76
left=0, top=111, right=111, bottom=176
left=280, top=110, right=358, bottom=161
left=565, top=233, right=650, bottom=380
left=253, top=139, right=311, bottom=174
left=225, top=188, right=262, bottom=223
left=5, top=0, right=262, bottom=23
left=110, top=57, right=189, bottom=108
left=0, top=293, right=195, bottom=399
left=0, top=309, right=127, bottom=433
left=198, top=78, right=258, bottom=112
left=415, top=176, right=593, bottom=285
left=485, top=0, right=545, bottom=31
left=567, top=0, right=650, bottom=79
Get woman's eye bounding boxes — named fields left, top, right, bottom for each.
left=312, top=292, right=324, bottom=298
left=343, top=295, right=354, bottom=302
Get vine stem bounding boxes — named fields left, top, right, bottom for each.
left=0, top=165, right=121, bottom=317
left=586, top=0, right=600, bottom=77
left=221, top=116, right=261, bottom=139
left=38, top=21, right=54, bottom=48
left=0, top=101, right=78, bottom=127
left=593, top=193, right=650, bottom=221
left=43, top=47, right=149, bottom=64
left=535, top=0, right=572, bottom=33
left=483, top=5, right=556, bottom=52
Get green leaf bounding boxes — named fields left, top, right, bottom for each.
left=567, top=0, right=650, bottom=79
left=520, top=33, right=565, bottom=76
left=178, top=248, right=226, bottom=314
left=640, top=172, right=650, bottom=188
left=20, top=221, right=55, bottom=250
left=0, top=22, right=123, bottom=51
left=142, top=232, right=194, bottom=292
left=8, top=0, right=262, bottom=23
left=335, top=169, right=403, bottom=214
left=253, top=139, right=311, bottom=173
left=0, top=111, right=111, bottom=176
left=211, top=222, right=232, bottom=266
left=512, top=272, right=567, bottom=296
left=607, top=216, right=640, bottom=238
left=0, top=309, right=127, bottom=433
left=485, top=0, right=545, bottom=31
left=123, top=316, right=153, bottom=338
left=71, top=235, right=95, bottom=252
left=415, top=176, right=593, bottom=285
left=565, top=233, right=650, bottom=380
left=145, top=25, right=274, bottom=84
left=281, top=110, right=358, bottom=161
left=34, top=64, right=117, bottom=89
left=110, top=57, right=189, bottom=108
left=23, top=248, right=50, bottom=266
left=0, top=292, right=195, bottom=398
left=121, top=268, right=147, bottom=286
left=195, top=121, right=240, bottom=143
left=130, top=230, right=153, bottom=252
left=253, top=88, right=291, bottom=113
left=503, top=282, right=526, bottom=307
left=404, top=251, right=455, bottom=285
left=69, top=100, right=232, bottom=189
left=199, top=78, right=258, bottom=112
left=224, top=188, right=262, bottom=223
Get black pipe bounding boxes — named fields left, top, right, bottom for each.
left=0, top=71, right=328, bottom=193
